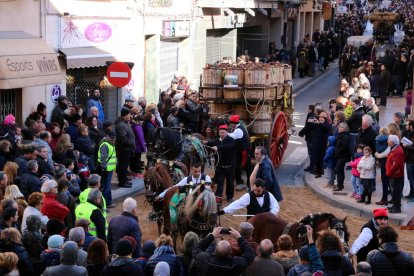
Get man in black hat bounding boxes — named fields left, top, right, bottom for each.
left=124, top=98, right=135, bottom=109
left=51, top=95, right=69, bottom=128
left=115, top=108, right=135, bottom=188
left=102, top=239, right=144, bottom=275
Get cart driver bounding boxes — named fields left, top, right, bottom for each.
left=155, top=162, right=212, bottom=200
left=217, top=178, right=280, bottom=217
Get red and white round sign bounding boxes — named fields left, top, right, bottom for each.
left=107, top=62, right=132, bottom=88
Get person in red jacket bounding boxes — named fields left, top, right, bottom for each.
left=40, top=179, right=70, bottom=222
left=385, top=135, right=405, bottom=213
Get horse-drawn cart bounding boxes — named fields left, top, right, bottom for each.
left=200, top=62, right=294, bottom=168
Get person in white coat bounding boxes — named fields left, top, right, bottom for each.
left=357, top=146, right=376, bottom=204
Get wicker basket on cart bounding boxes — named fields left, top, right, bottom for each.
left=283, top=84, right=292, bottom=98
left=283, top=66, right=292, bottom=82
left=202, top=88, right=223, bottom=99
left=245, top=68, right=271, bottom=87
left=223, top=89, right=243, bottom=99
left=223, top=68, right=245, bottom=86
left=209, top=103, right=232, bottom=118
left=202, top=68, right=223, bottom=86
left=251, top=119, right=272, bottom=134
left=232, top=105, right=249, bottom=121
left=244, top=87, right=275, bottom=100
left=276, top=85, right=284, bottom=100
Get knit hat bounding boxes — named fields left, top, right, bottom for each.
left=298, top=245, right=309, bottom=261
left=116, top=239, right=133, bottom=256
left=394, top=112, right=405, bottom=120
left=229, top=115, right=240, bottom=124
left=48, top=235, right=64, bottom=250
left=120, top=107, right=131, bottom=117
left=218, top=125, right=228, bottom=131
left=373, top=208, right=388, bottom=219
left=108, top=130, right=116, bottom=139
left=140, top=240, right=156, bottom=258
left=3, top=114, right=15, bottom=125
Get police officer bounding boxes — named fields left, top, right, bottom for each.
left=98, top=131, right=117, bottom=208
left=75, top=189, right=107, bottom=241
left=156, top=162, right=212, bottom=200
left=217, top=178, right=279, bottom=217
left=228, top=115, right=252, bottom=191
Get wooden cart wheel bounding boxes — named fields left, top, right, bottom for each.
left=268, top=111, right=289, bottom=168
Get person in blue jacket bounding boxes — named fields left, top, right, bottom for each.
left=323, top=136, right=337, bottom=188
left=86, top=88, right=105, bottom=122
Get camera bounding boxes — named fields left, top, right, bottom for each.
left=220, top=228, right=231, bottom=235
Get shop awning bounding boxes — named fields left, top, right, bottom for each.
left=0, top=32, right=64, bottom=89
left=59, top=46, right=135, bottom=69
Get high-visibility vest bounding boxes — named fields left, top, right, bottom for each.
left=98, top=141, right=117, bottom=171
left=75, top=201, right=108, bottom=237
left=79, top=188, right=107, bottom=219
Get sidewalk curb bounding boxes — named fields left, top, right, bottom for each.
left=303, top=172, right=406, bottom=226
left=112, top=179, right=146, bottom=204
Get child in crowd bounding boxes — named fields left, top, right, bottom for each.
left=349, top=144, right=364, bottom=199
left=357, top=146, right=376, bottom=205
left=323, top=136, right=337, bottom=188
left=40, top=234, right=64, bottom=268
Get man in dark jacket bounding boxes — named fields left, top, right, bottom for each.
left=186, top=91, right=203, bottom=133
left=356, top=115, right=378, bottom=154
left=346, top=98, right=365, bottom=159
left=207, top=125, right=236, bottom=202
left=108, top=197, right=142, bottom=258
left=20, top=160, right=42, bottom=200
left=14, top=144, right=37, bottom=176
left=102, top=239, right=144, bottom=276
left=378, top=63, right=391, bottom=106
left=35, top=146, right=53, bottom=177
left=192, top=226, right=255, bottom=276
left=115, top=107, right=136, bottom=188
left=298, top=105, right=317, bottom=172
left=251, top=146, right=283, bottom=202
left=42, top=241, right=88, bottom=275
left=367, top=225, right=414, bottom=275
left=244, top=239, right=284, bottom=276
left=51, top=95, right=69, bottom=128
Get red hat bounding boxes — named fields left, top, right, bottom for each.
left=373, top=208, right=388, bottom=219
left=218, top=125, right=228, bottom=131
left=229, top=115, right=240, bottom=123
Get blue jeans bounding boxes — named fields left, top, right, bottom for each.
left=326, top=168, right=335, bottom=185
left=351, top=175, right=362, bottom=194
left=101, top=170, right=113, bottom=205
left=406, top=163, right=414, bottom=197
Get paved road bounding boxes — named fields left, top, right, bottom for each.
left=277, top=65, right=340, bottom=186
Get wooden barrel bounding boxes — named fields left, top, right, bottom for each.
left=202, top=68, right=223, bottom=86
left=251, top=119, right=271, bottom=134
left=248, top=104, right=271, bottom=120
left=283, top=66, right=292, bottom=82
left=245, top=68, right=271, bottom=87
left=223, top=89, right=243, bottom=99
left=202, top=88, right=222, bottom=99
left=223, top=68, right=245, bottom=86
left=245, top=87, right=276, bottom=100
left=232, top=105, right=249, bottom=121
left=209, top=103, right=232, bottom=118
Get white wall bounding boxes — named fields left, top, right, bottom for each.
left=0, top=0, right=41, bottom=37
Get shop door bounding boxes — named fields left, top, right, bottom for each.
left=206, top=30, right=222, bottom=64
left=66, top=67, right=118, bottom=122
left=0, top=89, right=19, bottom=123
left=159, top=39, right=179, bottom=92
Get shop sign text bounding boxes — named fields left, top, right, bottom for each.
left=5, top=55, right=59, bottom=75
left=85, top=22, right=112, bottom=42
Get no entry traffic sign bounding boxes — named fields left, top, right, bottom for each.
left=107, top=62, right=132, bottom=88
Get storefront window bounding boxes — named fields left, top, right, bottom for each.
left=0, top=89, right=17, bottom=122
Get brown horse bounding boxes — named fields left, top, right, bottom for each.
left=144, top=160, right=188, bottom=235
left=248, top=212, right=349, bottom=250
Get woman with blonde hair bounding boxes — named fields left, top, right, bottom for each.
left=388, top=122, right=401, bottom=139
left=4, top=185, right=28, bottom=230
left=3, top=162, right=18, bottom=187
left=0, top=252, right=19, bottom=276
left=272, top=234, right=300, bottom=274
left=0, top=228, right=34, bottom=274
left=145, top=234, right=184, bottom=276
left=54, top=133, right=76, bottom=164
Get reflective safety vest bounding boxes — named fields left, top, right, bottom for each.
left=98, top=141, right=117, bottom=171
left=75, top=201, right=108, bottom=237
left=79, top=188, right=107, bottom=219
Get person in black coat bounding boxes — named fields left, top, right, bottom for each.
left=206, top=125, right=236, bottom=201
left=298, top=105, right=317, bottom=172
left=19, top=160, right=42, bottom=200
left=0, top=227, right=35, bottom=275
left=192, top=226, right=255, bottom=276
left=334, top=122, right=351, bottom=191
left=356, top=115, right=378, bottom=154
left=346, top=98, right=365, bottom=159
left=75, top=125, right=96, bottom=172
left=311, top=112, right=331, bottom=178
left=367, top=225, right=414, bottom=275
left=102, top=239, right=144, bottom=276
left=35, top=146, right=53, bottom=177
